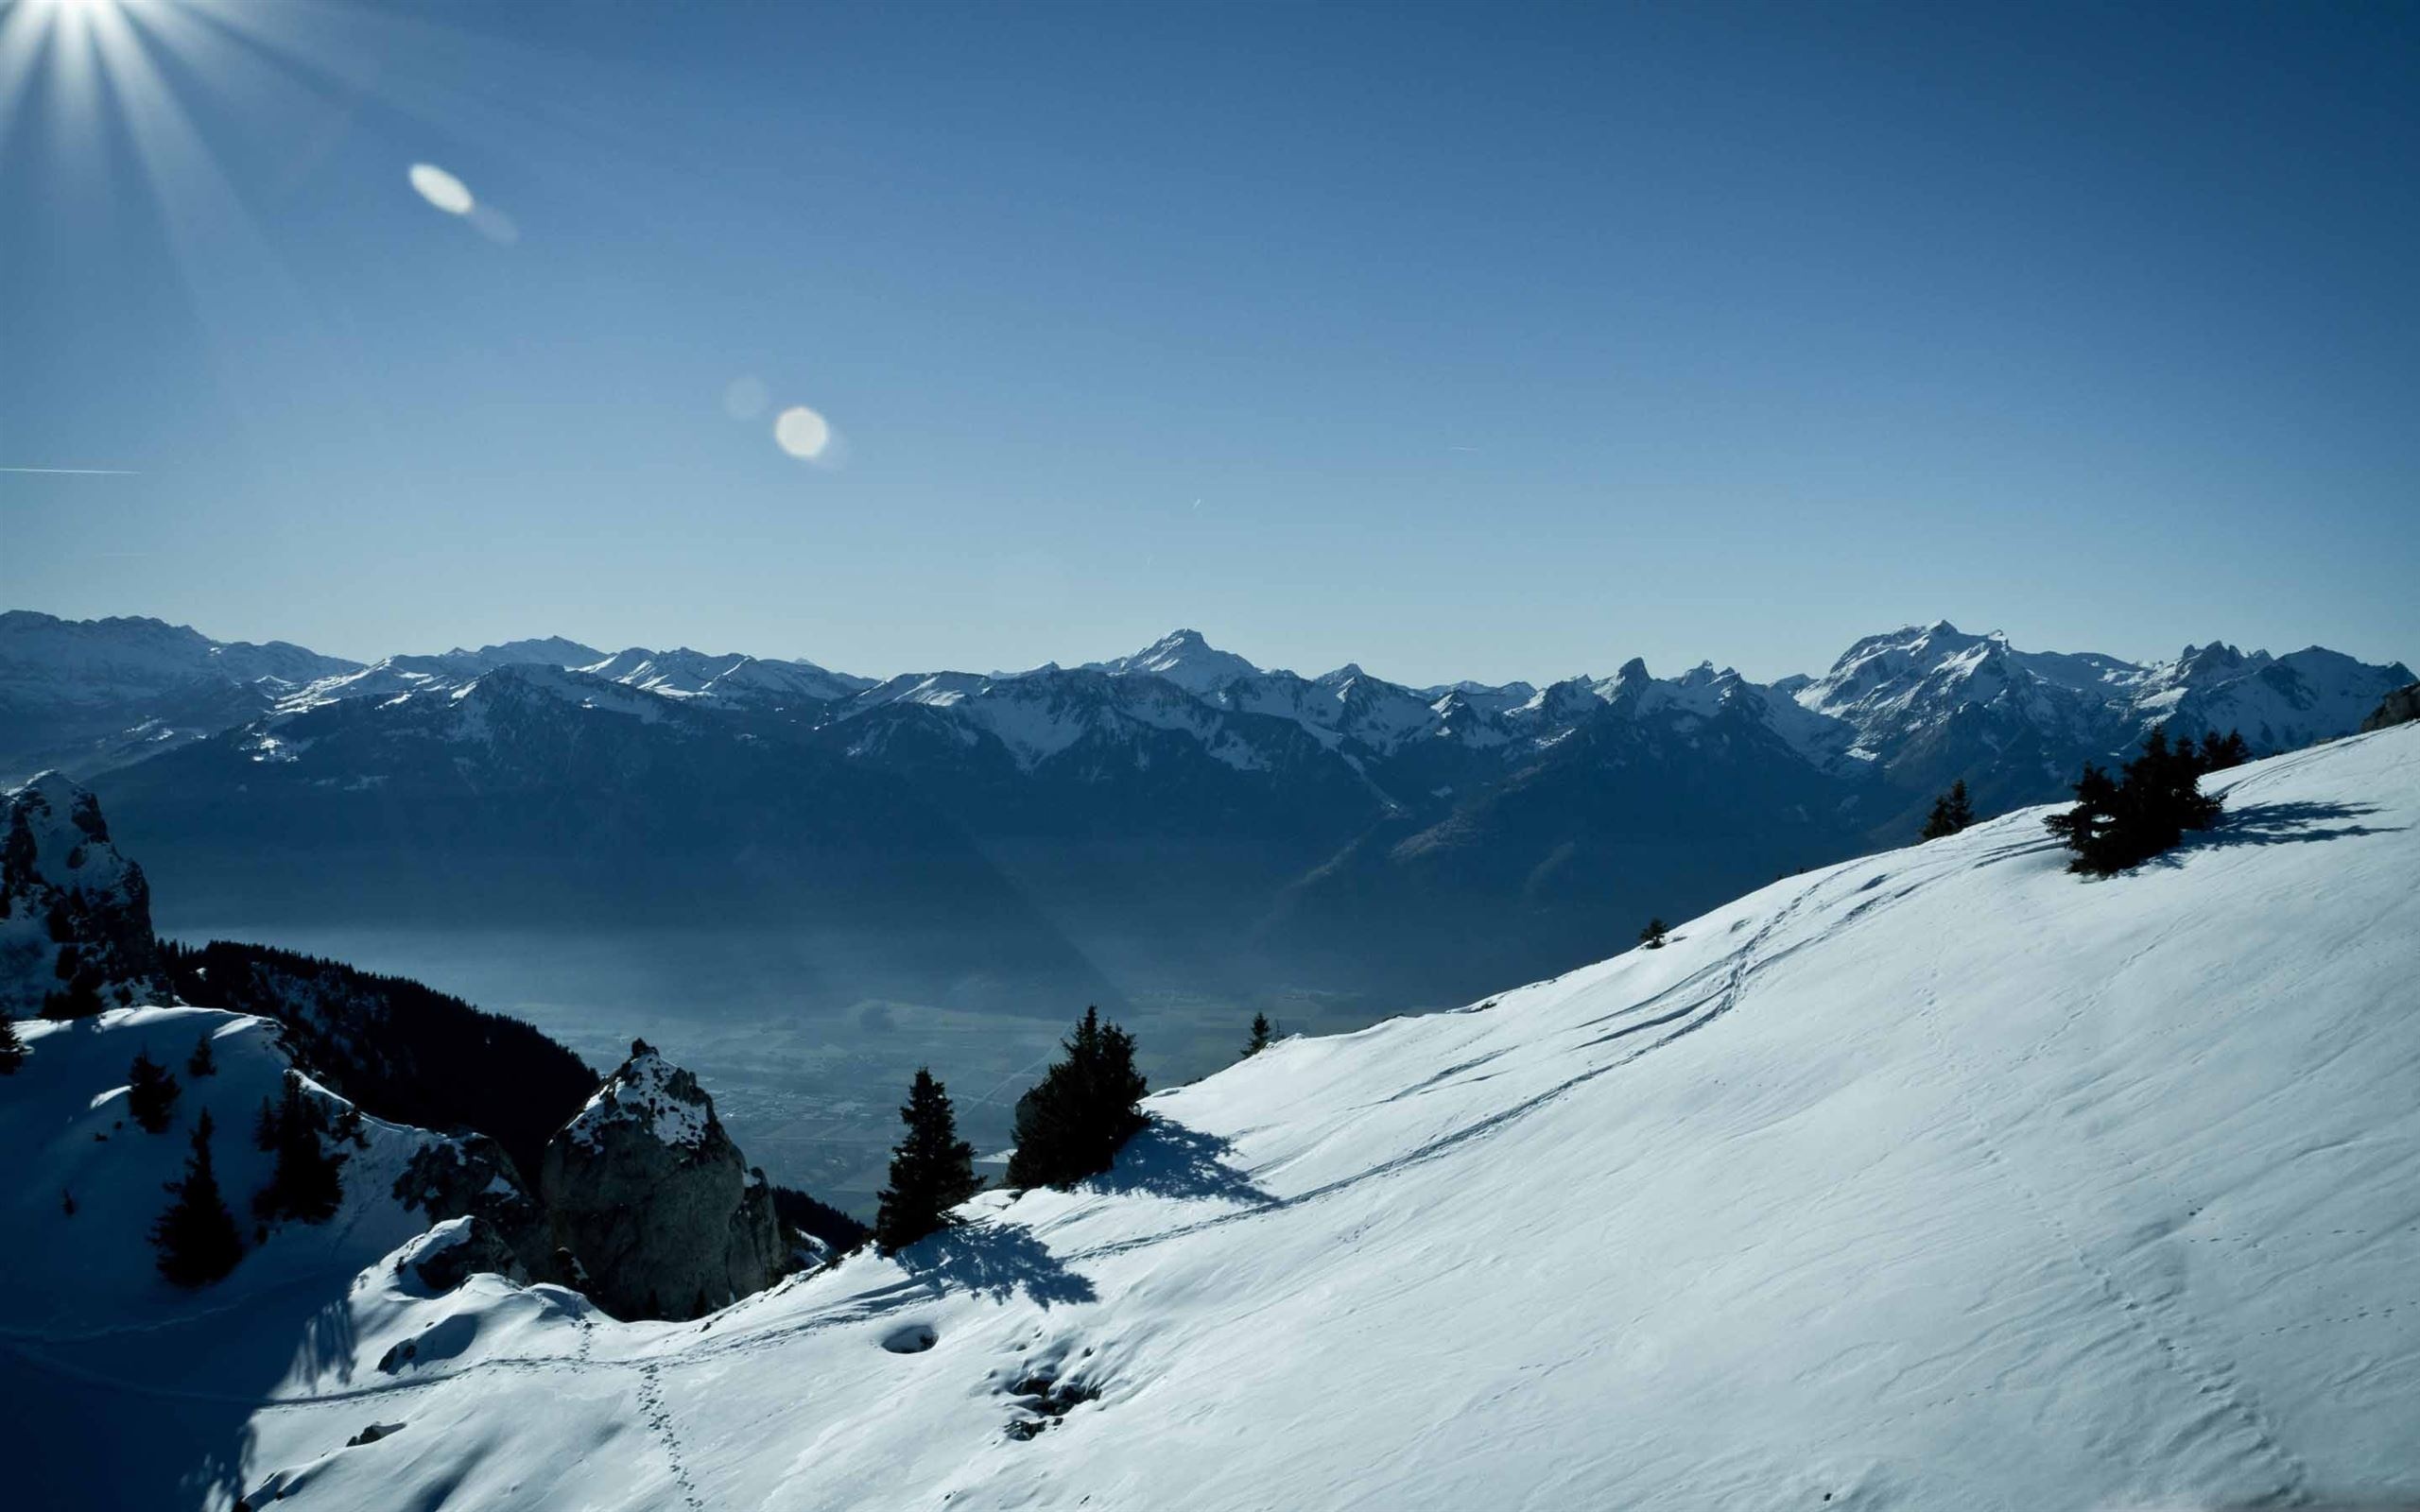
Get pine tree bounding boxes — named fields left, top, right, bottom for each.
left=151, top=1108, right=243, bottom=1287
left=1921, top=780, right=1976, bottom=840
left=2045, top=730, right=2224, bottom=876
left=253, top=1073, right=347, bottom=1225
left=127, top=1050, right=181, bottom=1133
left=1638, top=918, right=1669, bottom=950
left=1005, top=1006, right=1149, bottom=1190
left=187, top=1031, right=217, bottom=1078
left=873, top=1068, right=982, bottom=1252
left=0, top=1014, right=26, bottom=1074
left=1243, top=1012, right=1274, bottom=1057
left=2195, top=728, right=2251, bottom=774
left=2043, top=762, right=2123, bottom=872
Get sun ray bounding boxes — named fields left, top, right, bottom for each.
left=0, top=3, right=60, bottom=162
left=79, top=0, right=324, bottom=416
left=109, top=0, right=349, bottom=137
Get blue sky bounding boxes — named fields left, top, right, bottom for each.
left=2, top=0, right=2413, bottom=685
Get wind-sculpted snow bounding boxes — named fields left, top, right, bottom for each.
left=27, top=724, right=2409, bottom=1511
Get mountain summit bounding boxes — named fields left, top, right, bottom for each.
left=1087, top=628, right=1267, bottom=694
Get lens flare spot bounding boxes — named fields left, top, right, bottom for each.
left=774, top=405, right=832, bottom=460
left=407, top=163, right=475, bottom=215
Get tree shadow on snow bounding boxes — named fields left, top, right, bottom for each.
left=899, top=1224, right=1098, bottom=1308
left=1085, top=1116, right=1275, bottom=1207
left=14, top=1262, right=365, bottom=1511
left=2172, top=799, right=2404, bottom=857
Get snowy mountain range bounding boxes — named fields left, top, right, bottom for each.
left=12, top=717, right=2416, bottom=1508
left=7, top=609, right=2409, bottom=1013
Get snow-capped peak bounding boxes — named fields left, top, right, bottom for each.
left=562, top=1040, right=716, bottom=1153
left=1089, top=629, right=1266, bottom=695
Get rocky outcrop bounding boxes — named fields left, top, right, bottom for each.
left=539, top=1040, right=789, bottom=1320
left=398, top=1214, right=533, bottom=1293
left=392, top=1135, right=557, bottom=1286
left=2362, top=682, right=2420, bottom=733
left=0, top=773, right=171, bottom=1018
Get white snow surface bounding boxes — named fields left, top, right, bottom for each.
left=1, top=1007, right=448, bottom=1337
left=11, top=725, right=2406, bottom=1510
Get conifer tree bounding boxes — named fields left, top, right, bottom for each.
left=2043, top=762, right=2120, bottom=871
left=1921, top=780, right=1976, bottom=840
left=0, top=1013, right=26, bottom=1074
left=2045, top=730, right=2224, bottom=875
left=1638, top=918, right=1669, bottom=950
left=1006, top=1006, right=1149, bottom=1190
left=127, top=1050, right=181, bottom=1133
left=254, top=1073, right=347, bottom=1225
left=873, top=1068, right=982, bottom=1252
left=1244, top=1013, right=1274, bottom=1057
left=2195, top=728, right=2251, bottom=773
left=187, top=1031, right=217, bottom=1078
left=152, top=1108, right=243, bottom=1287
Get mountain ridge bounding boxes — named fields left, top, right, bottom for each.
left=14, top=608, right=2407, bottom=1020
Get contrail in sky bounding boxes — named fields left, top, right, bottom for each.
left=0, top=467, right=141, bottom=474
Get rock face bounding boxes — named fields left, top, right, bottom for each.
left=398, top=1214, right=534, bottom=1293
left=2362, top=682, right=2420, bottom=732
left=392, top=1135, right=557, bottom=1285
left=0, top=773, right=171, bottom=1018
left=539, top=1040, right=788, bottom=1320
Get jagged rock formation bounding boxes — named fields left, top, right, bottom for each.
left=538, top=1040, right=789, bottom=1320
left=0, top=773, right=171, bottom=1018
left=392, top=1136, right=557, bottom=1285
left=397, top=1215, right=533, bottom=1293
left=2363, top=682, right=2420, bottom=732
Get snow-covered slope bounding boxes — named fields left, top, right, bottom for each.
left=3, top=1006, right=501, bottom=1509
left=74, top=723, right=2416, bottom=1511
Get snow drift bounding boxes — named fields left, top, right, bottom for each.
left=13, top=726, right=2420, bottom=1509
